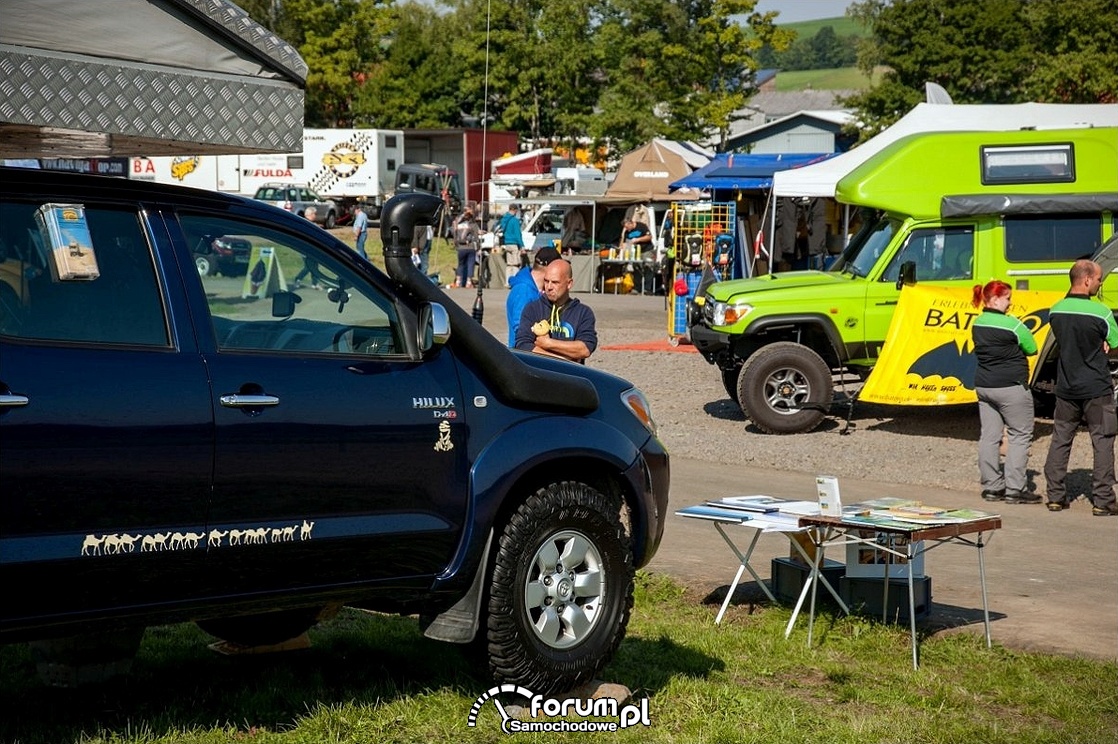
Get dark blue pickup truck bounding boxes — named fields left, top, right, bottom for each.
left=0, top=167, right=669, bottom=694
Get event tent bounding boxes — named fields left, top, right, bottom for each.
left=605, top=139, right=711, bottom=202
left=669, top=152, right=837, bottom=193
left=771, top=102, right=1118, bottom=199
left=0, top=0, right=306, bottom=158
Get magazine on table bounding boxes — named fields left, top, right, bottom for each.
left=710, top=495, right=782, bottom=513
left=675, top=504, right=753, bottom=523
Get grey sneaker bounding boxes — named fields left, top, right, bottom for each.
left=1005, top=491, right=1042, bottom=504
left=981, top=490, right=1006, bottom=502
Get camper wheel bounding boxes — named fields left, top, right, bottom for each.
left=737, top=342, right=832, bottom=434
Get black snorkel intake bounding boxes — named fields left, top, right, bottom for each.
left=380, top=194, right=599, bottom=414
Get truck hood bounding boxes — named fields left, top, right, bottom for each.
left=704, top=270, right=850, bottom=302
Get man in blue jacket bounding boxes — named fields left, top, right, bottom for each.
left=506, top=246, right=560, bottom=347
left=493, top=204, right=525, bottom=289
left=1043, top=259, right=1118, bottom=516
left=514, top=259, right=597, bottom=363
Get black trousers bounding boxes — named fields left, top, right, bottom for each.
left=1043, top=394, right=1117, bottom=507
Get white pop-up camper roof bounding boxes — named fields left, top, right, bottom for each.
left=771, top=102, right=1118, bottom=199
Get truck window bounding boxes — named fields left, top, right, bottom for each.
left=832, top=217, right=896, bottom=278
left=881, top=226, right=975, bottom=283
left=1005, top=214, right=1104, bottom=262
left=0, top=201, right=168, bottom=346
left=179, top=214, right=404, bottom=357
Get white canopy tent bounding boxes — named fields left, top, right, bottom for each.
left=771, top=102, right=1118, bottom=199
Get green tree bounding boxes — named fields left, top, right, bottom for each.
left=591, top=0, right=792, bottom=153
left=810, top=26, right=853, bottom=69
left=241, top=0, right=791, bottom=157
left=777, top=35, right=817, bottom=71
left=241, top=0, right=395, bottom=127
left=846, top=0, right=1118, bottom=139
left=352, top=2, right=463, bottom=128
left=1019, top=0, right=1118, bottom=103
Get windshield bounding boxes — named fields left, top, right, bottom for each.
left=830, top=216, right=897, bottom=278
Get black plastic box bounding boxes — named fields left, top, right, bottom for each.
left=770, top=556, right=846, bottom=606
left=839, top=575, right=932, bottom=623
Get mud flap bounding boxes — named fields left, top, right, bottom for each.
left=422, top=531, right=493, bottom=643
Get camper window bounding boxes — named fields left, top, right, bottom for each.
left=1004, top=214, right=1103, bottom=263
left=981, top=143, right=1074, bottom=185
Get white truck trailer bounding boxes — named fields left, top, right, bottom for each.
left=129, top=128, right=405, bottom=218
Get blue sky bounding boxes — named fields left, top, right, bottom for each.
left=755, top=0, right=852, bottom=23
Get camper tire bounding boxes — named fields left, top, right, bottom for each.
left=738, top=342, right=832, bottom=434
left=485, top=481, right=633, bottom=696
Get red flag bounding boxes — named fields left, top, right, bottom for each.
left=753, top=230, right=767, bottom=258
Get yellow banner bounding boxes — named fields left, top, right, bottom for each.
left=859, top=285, right=1061, bottom=405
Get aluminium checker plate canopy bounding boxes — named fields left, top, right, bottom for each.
left=0, top=0, right=307, bottom=159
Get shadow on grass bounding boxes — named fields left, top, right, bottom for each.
left=0, top=612, right=481, bottom=744
left=0, top=605, right=723, bottom=744
left=705, top=577, right=1008, bottom=647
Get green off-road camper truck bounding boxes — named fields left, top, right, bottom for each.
left=691, top=126, right=1118, bottom=434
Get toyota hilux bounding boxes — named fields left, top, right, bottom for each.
left=0, top=168, right=669, bottom=695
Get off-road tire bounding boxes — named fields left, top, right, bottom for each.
left=737, top=342, right=832, bottom=434
left=196, top=607, right=325, bottom=648
left=324, top=210, right=337, bottom=229
left=485, top=481, right=633, bottom=696
left=721, top=363, right=743, bottom=401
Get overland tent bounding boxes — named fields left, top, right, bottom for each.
left=605, top=139, right=711, bottom=202
left=0, top=0, right=306, bottom=158
left=670, top=152, right=837, bottom=193
left=772, top=102, right=1118, bottom=199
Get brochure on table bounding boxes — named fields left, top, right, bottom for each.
left=679, top=494, right=1000, bottom=579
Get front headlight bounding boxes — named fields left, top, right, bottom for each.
left=712, top=301, right=753, bottom=326
left=621, top=387, right=657, bottom=437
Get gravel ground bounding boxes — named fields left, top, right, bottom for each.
left=456, top=288, right=1105, bottom=501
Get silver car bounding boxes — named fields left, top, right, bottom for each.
left=253, top=183, right=338, bottom=228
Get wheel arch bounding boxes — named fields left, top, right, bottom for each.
left=424, top=421, right=650, bottom=647
left=736, top=313, right=847, bottom=370
left=431, top=418, right=648, bottom=598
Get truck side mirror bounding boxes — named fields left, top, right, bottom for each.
left=419, top=301, right=451, bottom=354
left=896, top=260, right=917, bottom=290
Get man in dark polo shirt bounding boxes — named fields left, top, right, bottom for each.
left=1043, top=259, right=1118, bottom=516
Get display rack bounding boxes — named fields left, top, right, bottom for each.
left=666, top=200, right=736, bottom=344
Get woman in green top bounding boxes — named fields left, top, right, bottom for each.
left=970, top=280, right=1038, bottom=504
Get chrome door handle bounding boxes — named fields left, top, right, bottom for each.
left=0, top=393, right=29, bottom=407
left=219, top=394, right=280, bottom=408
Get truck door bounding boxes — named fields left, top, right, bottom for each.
left=0, top=200, right=213, bottom=627
left=175, top=213, right=470, bottom=596
left=863, top=225, right=976, bottom=356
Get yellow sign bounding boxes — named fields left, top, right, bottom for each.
left=859, top=285, right=1061, bottom=405
left=241, top=246, right=288, bottom=299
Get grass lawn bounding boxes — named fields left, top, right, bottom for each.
left=774, top=66, right=883, bottom=92
left=2, top=573, right=1114, bottom=743
left=782, top=16, right=865, bottom=39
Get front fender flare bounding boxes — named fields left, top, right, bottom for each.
left=740, top=313, right=848, bottom=366
left=432, top=416, right=646, bottom=594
